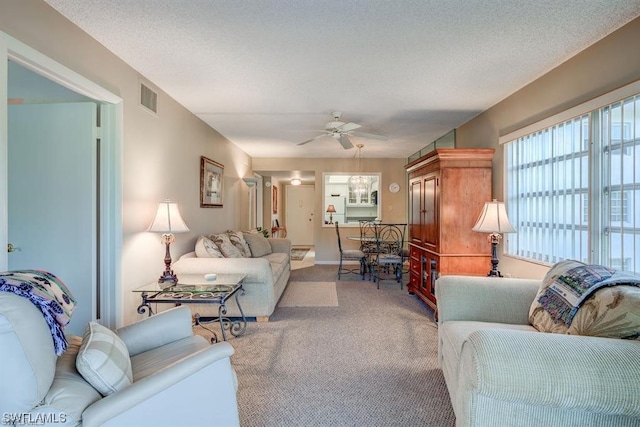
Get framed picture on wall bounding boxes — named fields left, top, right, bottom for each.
left=200, top=156, right=224, bottom=207
left=273, top=185, right=278, bottom=214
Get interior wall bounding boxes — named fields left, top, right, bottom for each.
left=253, top=157, right=407, bottom=263
left=455, top=16, right=640, bottom=280
left=0, top=1, right=252, bottom=326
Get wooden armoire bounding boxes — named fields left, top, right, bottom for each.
left=405, top=149, right=494, bottom=311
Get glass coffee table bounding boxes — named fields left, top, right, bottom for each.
left=133, top=274, right=247, bottom=342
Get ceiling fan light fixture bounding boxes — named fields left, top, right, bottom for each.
left=349, top=144, right=370, bottom=194
left=296, top=112, right=387, bottom=149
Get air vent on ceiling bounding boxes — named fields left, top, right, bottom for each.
left=140, top=82, right=158, bottom=114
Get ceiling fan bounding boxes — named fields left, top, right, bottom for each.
left=297, top=112, right=388, bottom=149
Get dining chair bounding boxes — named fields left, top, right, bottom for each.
left=372, top=223, right=407, bottom=289
left=358, top=219, right=380, bottom=280
left=335, top=222, right=366, bottom=280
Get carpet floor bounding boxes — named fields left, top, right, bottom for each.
left=278, top=281, right=338, bottom=307
left=197, top=265, right=455, bottom=427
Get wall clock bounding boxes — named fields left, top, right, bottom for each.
left=389, top=183, right=400, bottom=193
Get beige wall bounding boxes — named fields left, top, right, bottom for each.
left=6, top=2, right=636, bottom=315
left=253, top=157, right=408, bottom=262
left=456, top=17, right=640, bottom=280
left=0, top=1, right=252, bottom=325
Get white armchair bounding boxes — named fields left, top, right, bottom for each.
left=0, top=292, right=239, bottom=427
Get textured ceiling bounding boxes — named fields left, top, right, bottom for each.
left=46, top=0, right=640, bottom=159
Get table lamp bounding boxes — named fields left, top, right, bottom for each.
left=472, top=199, right=516, bottom=277
left=148, top=199, right=190, bottom=284
left=326, top=204, right=337, bottom=224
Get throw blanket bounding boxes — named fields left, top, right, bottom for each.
left=538, top=264, right=640, bottom=327
left=0, top=270, right=76, bottom=355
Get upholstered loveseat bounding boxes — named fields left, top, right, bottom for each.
left=436, top=268, right=640, bottom=426
left=172, top=232, right=291, bottom=322
left=0, top=289, right=239, bottom=427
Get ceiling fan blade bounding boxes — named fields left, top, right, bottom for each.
left=350, top=131, right=388, bottom=141
left=339, top=134, right=354, bottom=149
left=338, top=122, right=361, bottom=132
left=297, top=135, right=326, bottom=145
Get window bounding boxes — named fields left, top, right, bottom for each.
left=323, top=173, right=381, bottom=226
left=504, top=92, right=640, bottom=274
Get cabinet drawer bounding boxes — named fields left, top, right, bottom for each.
left=410, top=246, right=421, bottom=259
left=410, top=261, right=421, bottom=275
left=409, top=273, right=419, bottom=288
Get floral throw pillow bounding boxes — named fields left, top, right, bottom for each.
left=529, top=259, right=640, bottom=340
left=228, top=230, right=252, bottom=257
left=210, top=233, right=243, bottom=258
left=195, top=235, right=223, bottom=258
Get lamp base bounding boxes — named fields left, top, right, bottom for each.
left=158, top=269, right=178, bottom=284
left=158, top=239, right=178, bottom=285
left=486, top=240, right=503, bottom=278
left=487, top=268, right=503, bottom=278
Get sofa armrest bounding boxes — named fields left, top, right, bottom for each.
left=461, top=329, right=640, bottom=416
left=436, top=275, right=540, bottom=325
left=116, top=306, right=194, bottom=356
left=81, top=342, right=237, bottom=427
left=268, top=238, right=291, bottom=254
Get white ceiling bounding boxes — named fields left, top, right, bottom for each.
left=46, top=0, right=640, bottom=159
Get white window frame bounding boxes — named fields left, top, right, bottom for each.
left=500, top=79, right=640, bottom=273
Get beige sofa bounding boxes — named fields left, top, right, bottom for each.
left=436, top=275, right=640, bottom=427
left=172, top=236, right=291, bottom=322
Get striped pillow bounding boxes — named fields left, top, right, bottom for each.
left=76, top=321, right=133, bottom=396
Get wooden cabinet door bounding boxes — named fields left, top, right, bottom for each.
left=422, top=173, right=439, bottom=250
left=417, top=250, right=438, bottom=309
left=409, top=178, right=422, bottom=245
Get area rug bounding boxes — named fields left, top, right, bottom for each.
left=290, top=247, right=311, bottom=261
left=278, top=281, right=338, bottom=307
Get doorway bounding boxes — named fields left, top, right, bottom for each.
left=1, top=32, right=123, bottom=329
left=285, top=185, right=315, bottom=246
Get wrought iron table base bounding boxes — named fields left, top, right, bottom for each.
left=194, top=291, right=247, bottom=342
left=135, top=284, right=247, bottom=342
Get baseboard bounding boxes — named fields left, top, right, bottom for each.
left=315, top=261, right=359, bottom=265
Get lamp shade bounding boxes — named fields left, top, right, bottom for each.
left=472, top=200, right=515, bottom=234
left=148, top=201, right=190, bottom=233
left=326, top=204, right=337, bottom=213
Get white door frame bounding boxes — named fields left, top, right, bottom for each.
left=0, top=31, right=123, bottom=328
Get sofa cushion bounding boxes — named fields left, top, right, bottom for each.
left=243, top=232, right=273, bottom=257
left=530, top=260, right=640, bottom=340
left=211, top=233, right=243, bottom=258
left=130, top=335, right=210, bottom=382
left=228, top=230, right=252, bottom=257
left=76, top=322, right=133, bottom=396
left=37, top=335, right=101, bottom=426
left=195, top=235, right=224, bottom=258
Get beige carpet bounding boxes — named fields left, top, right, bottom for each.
left=278, top=281, right=338, bottom=307
left=220, top=265, right=454, bottom=427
